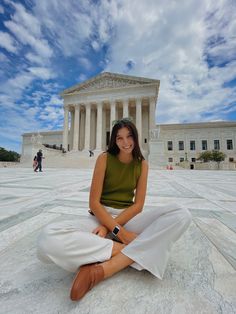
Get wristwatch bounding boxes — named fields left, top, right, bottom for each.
left=112, top=225, right=120, bottom=236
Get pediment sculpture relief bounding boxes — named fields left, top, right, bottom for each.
left=70, top=77, right=149, bottom=93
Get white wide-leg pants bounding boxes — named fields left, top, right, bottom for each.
left=37, top=204, right=191, bottom=279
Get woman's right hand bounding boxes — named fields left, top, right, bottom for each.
left=118, top=229, right=138, bottom=245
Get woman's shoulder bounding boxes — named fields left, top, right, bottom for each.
left=96, top=152, right=108, bottom=165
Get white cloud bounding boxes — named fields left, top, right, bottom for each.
left=0, top=4, right=4, bottom=14
left=28, top=67, right=55, bottom=80
left=5, top=20, right=53, bottom=58
left=78, top=73, right=87, bottom=82
left=79, top=57, right=92, bottom=70
left=39, top=105, right=63, bottom=122
left=25, top=52, right=45, bottom=65
left=103, top=0, right=236, bottom=123
left=44, top=95, right=63, bottom=107
left=2, top=72, right=34, bottom=94
left=0, top=52, right=8, bottom=62
left=32, top=0, right=115, bottom=57
left=0, top=31, right=18, bottom=53
left=32, top=1, right=93, bottom=57
left=11, top=2, right=42, bottom=37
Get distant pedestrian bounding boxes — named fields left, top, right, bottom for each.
left=33, top=155, right=38, bottom=171
left=89, top=150, right=94, bottom=157
left=34, top=149, right=44, bottom=172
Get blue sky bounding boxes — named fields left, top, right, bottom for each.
left=0, top=0, right=236, bottom=153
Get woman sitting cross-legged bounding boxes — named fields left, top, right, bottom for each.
left=37, top=118, right=191, bottom=301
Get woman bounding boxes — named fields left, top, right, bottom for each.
left=37, top=118, right=191, bottom=301
left=33, top=155, right=38, bottom=171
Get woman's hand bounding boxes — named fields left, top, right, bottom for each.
left=92, top=225, right=108, bottom=238
left=118, top=229, right=138, bottom=245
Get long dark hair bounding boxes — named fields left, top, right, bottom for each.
left=107, top=118, right=144, bottom=161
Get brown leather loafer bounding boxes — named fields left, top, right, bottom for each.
left=70, top=263, right=104, bottom=301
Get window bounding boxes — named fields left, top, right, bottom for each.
left=191, top=158, right=196, bottom=162
left=180, top=157, right=184, bottom=162
left=227, top=139, right=233, bottom=150
left=167, top=141, right=173, bottom=151
left=214, top=140, right=220, bottom=150
left=202, top=140, right=207, bottom=150
left=168, top=157, right=173, bottom=162
left=179, top=141, right=184, bottom=150
left=190, top=140, right=195, bottom=151
left=229, top=157, right=234, bottom=162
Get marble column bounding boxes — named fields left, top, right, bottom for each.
left=62, top=105, right=69, bottom=151
left=73, top=104, right=80, bottom=151
left=96, top=102, right=103, bottom=150
left=84, top=103, right=91, bottom=150
left=110, top=100, right=116, bottom=132
left=123, top=99, right=129, bottom=118
left=136, top=98, right=142, bottom=147
left=149, top=97, right=156, bottom=130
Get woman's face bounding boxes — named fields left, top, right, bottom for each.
left=115, top=127, right=134, bottom=154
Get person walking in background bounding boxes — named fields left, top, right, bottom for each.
left=37, top=119, right=191, bottom=301
left=33, top=155, right=38, bottom=171
left=34, top=149, right=44, bottom=172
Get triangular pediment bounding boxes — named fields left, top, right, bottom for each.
left=61, top=72, right=159, bottom=95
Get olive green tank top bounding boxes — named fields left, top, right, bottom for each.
left=100, top=153, right=142, bottom=209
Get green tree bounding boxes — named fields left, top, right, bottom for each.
left=212, top=150, right=226, bottom=169
left=198, top=150, right=226, bottom=169
left=197, top=151, right=212, bottom=162
left=0, top=147, right=20, bottom=162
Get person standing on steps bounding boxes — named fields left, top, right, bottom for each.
left=37, top=118, right=192, bottom=301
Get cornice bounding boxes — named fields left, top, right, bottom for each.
left=60, top=72, right=160, bottom=97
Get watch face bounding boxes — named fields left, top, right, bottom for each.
left=113, top=226, right=120, bottom=235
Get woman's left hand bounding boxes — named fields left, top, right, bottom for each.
left=92, top=225, right=108, bottom=238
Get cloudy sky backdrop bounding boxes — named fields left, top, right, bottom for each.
left=0, top=0, right=236, bottom=152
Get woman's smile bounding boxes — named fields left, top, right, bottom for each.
left=116, top=127, right=134, bottom=154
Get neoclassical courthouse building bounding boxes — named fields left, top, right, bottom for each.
left=22, top=72, right=236, bottom=169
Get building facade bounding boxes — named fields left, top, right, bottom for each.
left=149, top=122, right=236, bottom=168
left=21, top=72, right=236, bottom=169
left=60, top=72, right=160, bottom=155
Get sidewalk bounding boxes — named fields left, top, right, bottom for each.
left=0, top=168, right=235, bottom=314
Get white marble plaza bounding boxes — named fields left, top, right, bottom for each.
left=0, top=167, right=235, bottom=314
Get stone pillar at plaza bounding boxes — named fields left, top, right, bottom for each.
left=84, top=103, right=91, bottom=150
left=62, top=106, right=69, bottom=151
left=73, top=104, right=80, bottom=151
left=96, top=101, right=103, bottom=150
left=149, top=97, right=156, bottom=130
left=136, top=98, right=142, bottom=147
left=123, top=99, right=129, bottom=118
left=110, top=100, right=117, bottom=132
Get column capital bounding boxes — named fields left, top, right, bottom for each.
left=149, top=96, right=156, bottom=103
left=85, top=102, right=91, bottom=108
left=96, top=100, right=104, bottom=106
left=109, top=99, right=117, bottom=105
left=74, top=103, right=81, bottom=110
left=135, top=98, right=143, bottom=105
